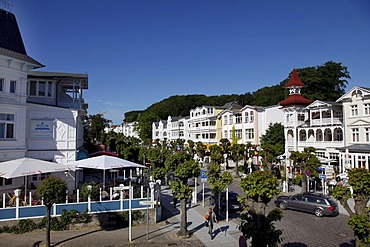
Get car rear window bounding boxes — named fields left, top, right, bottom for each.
left=327, top=198, right=338, bottom=206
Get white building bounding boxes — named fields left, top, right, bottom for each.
left=336, top=86, right=370, bottom=171
left=279, top=69, right=370, bottom=176
left=0, top=7, right=88, bottom=193
left=219, top=104, right=284, bottom=145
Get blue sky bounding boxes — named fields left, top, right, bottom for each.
left=8, top=0, right=370, bottom=124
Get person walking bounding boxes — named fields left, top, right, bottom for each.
left=206, top=207, right=218, bottom=239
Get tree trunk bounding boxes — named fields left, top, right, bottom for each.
left=353, top=197, right=368, bottom=215
left=302, top=173, right=307, bottom=193
left=214, top=192, right=220, bottom=217
left=339, top=199, right=354, bottom=216
left=177, top=198, right=189, bottom=237
left=235, top=159, right=239, bottom=177
left=45, top=204, right=51, bottom=247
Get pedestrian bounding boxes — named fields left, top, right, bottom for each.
left=205, top=207, right=218, bottom=239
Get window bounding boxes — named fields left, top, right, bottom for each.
left=0, top=113, right=15, bottom=139
left=351, top=105, right=358, bottom=116
left=352, top=128, right=359, bottom=142
left=10, top=80, right=16, bottom=93
left=224, top=130, right=227, bottom=138
left=235, top=114, right=242, bottom=124
left=0, top=78, right=3, bottom=92
left=235, top=129, right=242, bottom=139
left=365, top=127, right=370, bottom=142
left=244, top=112, right=249, bottom=123
left=29, top=80, right=53, bottom=97
left=365, top=104, right=370, bottom=115
left=250, top=111, right=254, bottom=122
left=229, top=116, right=232, bottom=125
left=210, top=133, right=216, bottom=139
left=245, top=128, right=254, bottom=140
left=223, top=116, right=227, bottom=125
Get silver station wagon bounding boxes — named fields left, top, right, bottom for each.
left=274, top=192, right=339, bottom=217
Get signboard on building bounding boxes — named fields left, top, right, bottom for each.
left=30, top=120, right=53, bottom=138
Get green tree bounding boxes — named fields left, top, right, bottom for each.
left=331, top=168, right=370, bottom=246
left=207, top=145, right=233, bottom=216
left=280, top=61, right=350, bottom=102
left=219, top=138, right=231, bottom=169
left=37, top=175, right=68, bottom=247
left=80, top=181, right=100, bottom=201
left=239, top=170, right=283, bottom=247
left=230, top=144, right=245, bottom=177
left=168, top=154, right=200, bottom=237
left=86, top=113, right=112, bottom=144
left=135, top=112, right=159, bottom=144
left=289, top=147, right=321, bottom=193
left=260, top=123, right=285, bottom=160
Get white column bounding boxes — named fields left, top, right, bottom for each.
left=129, top=183, right=132, bottom=242
left=77, top=189, right=80, bottom=203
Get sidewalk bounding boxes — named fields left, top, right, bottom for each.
left=161, top=186, right=241, bottom=247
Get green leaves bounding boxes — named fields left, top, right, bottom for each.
left=348, top=214, right=370, bottom=245
left=240, top=170, right=280, bottom=201
left=37, top=175, right=68, bottom=206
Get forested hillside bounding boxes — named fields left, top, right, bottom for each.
left=124, top=61, right=350, bottom=125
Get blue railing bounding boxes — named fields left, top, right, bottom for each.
left=0, top=198, right=151, bottom=221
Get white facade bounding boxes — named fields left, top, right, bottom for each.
left=219, top=105, right=284, bottom=146
left=336, top=86, right=370, bottom=172
left=0, top=8, right=88, bottom=193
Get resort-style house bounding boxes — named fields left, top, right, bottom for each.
left=279, top=69, right=370, bottom=176
left=0, top=7, right=88, bottom=193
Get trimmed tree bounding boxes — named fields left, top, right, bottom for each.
left=37, top=175, right=68, bottom=247
left=164, top=151, right=200, bottom=237
left=230, top=143, right=245, bottom=177
left=331, top=168, right=370, bottom=246
left=207, top=145, right=233, bottom=217
left=289, top=147, right=320, bottom=193
left=239, top=170, right=283, bottom=247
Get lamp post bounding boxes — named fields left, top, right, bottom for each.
left=14, top=189, right=21, bottom=219
left=146, top=180, right=156, bottom=241
left=87, top=185, right=92, bottom=212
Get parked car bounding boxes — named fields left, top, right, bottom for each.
left=210, top=191, right=242, bottom=211
left=274, top=192, right=339, bottom=217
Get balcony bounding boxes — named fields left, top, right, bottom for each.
left=298, top=140, right=344, bottom=149
left=311, top=118, right=342, bottom=126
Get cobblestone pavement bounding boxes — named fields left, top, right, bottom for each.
left=226, top=177, right=355, bottom=247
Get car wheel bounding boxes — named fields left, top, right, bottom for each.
left=279, top=202, right=287, bottom=210
left=314, top=208, right=324, bottom=217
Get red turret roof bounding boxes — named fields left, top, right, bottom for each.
left=285, top=69, right=305, bottom=87
left=279, top=94, right=312, bottom=107
left=279, top=68, right=312, bottom=107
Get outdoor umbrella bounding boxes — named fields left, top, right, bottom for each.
left=0, top=157, right=72, bottom=179
left=72, top=155, right=146, bottom=188
left=0, top=157, right=73, bottom=201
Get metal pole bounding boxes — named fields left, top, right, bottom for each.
left=202, top=183, right=205, bottom=207
left=226, top=187, right=229, bottom=222
left=129, top=181, right=132, bottom=242
left=146, top=187, right=149, bottom=241
left=3, top=193, right=5, bottom=208
left=193, top=177, right=197, bottom=204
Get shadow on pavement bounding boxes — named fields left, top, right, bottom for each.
left=51, top=229, right=102, bottom=246
left=339, top=240, right=356, bottom=247
left=283, top=243, right=308, bottom=247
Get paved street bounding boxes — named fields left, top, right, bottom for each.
left=207, top=174, right=356, bottom=247
left=0, top=170, right=357, bottom=247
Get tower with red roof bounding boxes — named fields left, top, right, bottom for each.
left=279, top=69, right=312, bottom=155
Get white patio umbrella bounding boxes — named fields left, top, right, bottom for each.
left=0, top=157, right=72, bottom=179
left=72, top=155, right=145, bottom=188
left=0, top=157, right=73, bottom=202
